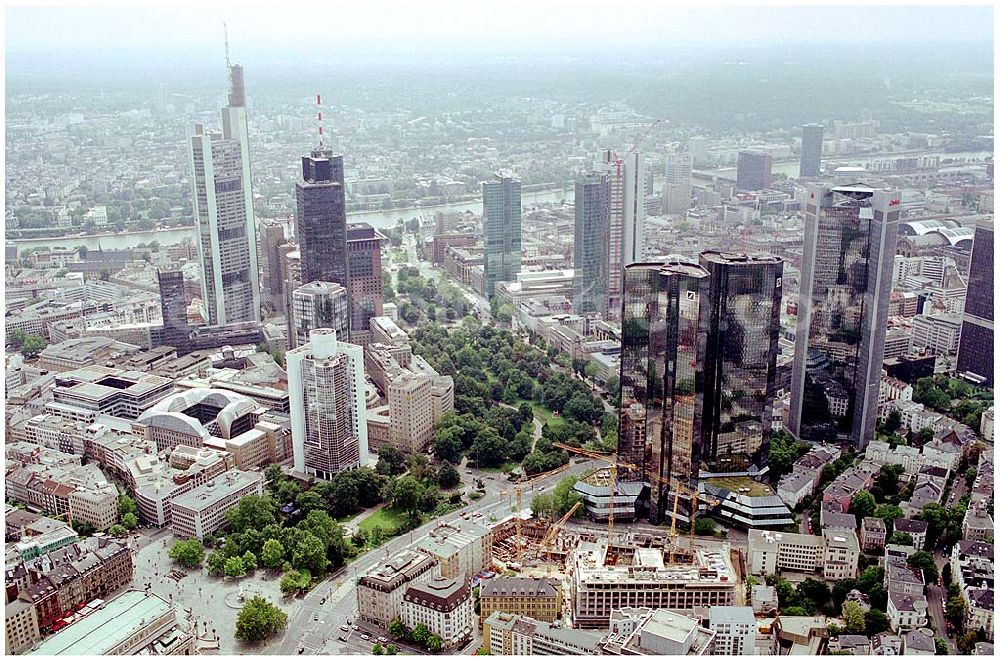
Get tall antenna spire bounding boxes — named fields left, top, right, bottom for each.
left=316, top=94, right=324, bottom=150
left=223, top=21, right=230, bottom=67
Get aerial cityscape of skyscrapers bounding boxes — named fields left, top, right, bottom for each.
left=3, top=5, right=994, bottom=656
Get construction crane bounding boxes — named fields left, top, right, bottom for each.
left=536, top=501, right=582, bottom=562
left=609, top=117, right=665, bottom=176
left=551, top=442, right=715, bottom=559
left=510, top=464, right=570, bottom=566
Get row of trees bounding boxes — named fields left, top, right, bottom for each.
left=531, top=475, right=584, bottom=519
left=7, top=329, right=47, bottom=358
left=388, top=619, right=443, bottom=652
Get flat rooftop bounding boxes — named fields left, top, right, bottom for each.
left=29, top=591, right=172, bottom=656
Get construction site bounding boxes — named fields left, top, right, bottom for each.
left=483, top=447, right=746, bottom=628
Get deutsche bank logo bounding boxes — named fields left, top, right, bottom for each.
left=685, top=291, right=697, bottom=301
left=775, top=277, right=782, bottom=288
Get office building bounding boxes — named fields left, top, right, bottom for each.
left=259, top=220, right=288, bottom=309
left=748, top=529, right=824, bottom=575
left=698, top=251, right=782, bottom=475
left=290, top=280, right=349, bottom=349
left=600, top=607, right=715, bottom=655
left=49, top=365, right=174, bottom=422
left=413, top=520, right=493, bottom=581
left=597, top=150, right=625, bottom=318
left=189, top=62, right=260, bottom=326
left=479, top=577, right=562, bottom=628
left=708, top=606, right=757, bottom=656
left=485, top=612, right=605, bottom=655
left=571, top=542, right=737, bottom=628
left=401, top=576, right=473, bottom=647
left=736, top=150, right=773, bottom=191
left=572, top=172, right=611, bottom=316
left=357, top=550, right=437, bottom=629
left=156, top=269, right=189, bottom=353
left=346, top=223, right=386, bottom=343
left=482, top=172, right=522, bottom=298
left=622, top=152, right=646, bottom=266
left=295, top=148, right=348, bottom=288
left=789, top=185, right=901, bottom=449
left=287, top=328, right=367, bottom=479
left=957, top=218, right=993, bottom=385
left=6, top=599, right=40, bottom=654
left=169, top=469, right=264, bottom=539
left=800, top=123, right=824, bottom=177
left=617, top=261, right=710, bottom=523
left=663, top=151, right=693, bottom=214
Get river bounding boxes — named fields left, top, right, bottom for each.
left=704, top=150, right=993, bottom=180
left=8, top=186, right=576, bottom=252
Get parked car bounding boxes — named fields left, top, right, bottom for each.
left=361, top=634, right=371, bottom=641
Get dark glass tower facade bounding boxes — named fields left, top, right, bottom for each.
left=736, top=150, right=773, bottom=191
left=789, top=185, right=901, bottom=449
left=482, top=172, right=522, bottom=298
left=618, top=261, right=709, bottom=523
left=617, top=252, right=782, bottom=522
left=957, top=218, right=994, bottom=385
left=346, top=223, right=386, bottom=344
left=698, top=251, right=783, bottom=475
left=800, top=124, right=824, bottom=177
left=573, top=173, right=611, bottom=316
left=157, top=269, right=190, bottom=354
left=295, top=149, right=348, bottom=289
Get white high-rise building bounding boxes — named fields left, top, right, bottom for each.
left=622, top=152, right=646, bottom=266
left=663, top=151, right=693, bottom=214
left=708, top=606, right=756, bottom=656
left=287, top=328, right=368, bottom=479
left=189, top=63, right=261, bottom=326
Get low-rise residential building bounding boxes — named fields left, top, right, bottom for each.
left=872, top=631, right=904, bottom=655
left=11, top=536, right=133, bottom=633
left=5, top=599, right=40, bottom=654
left=479, top=577, right=562, bottom=628
left=893, top=518, right=929, bottom=550
left=901, top=628, right=936, bottom=655
left=599, top=607, right=715, bottom=655
left=751, top=584, right=779, bottom=615
left=862, top=517, right=887, bottom=551
left=168, top=470, right=264, bottom=539
left=830, top=634, right=873, bottom=655
left=400, top=576, right=473, bottom=647
left=962, top=500, right=994, bottom=542
left=357, top=550, right=437, bottom=629
left=5, top=453, right=119, bottom=531
left=887, top=591, right=929, bottom=633
left=950, top=541, right=994, bottom=640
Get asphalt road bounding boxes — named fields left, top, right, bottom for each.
left=268, top=459, right=599, bottom=655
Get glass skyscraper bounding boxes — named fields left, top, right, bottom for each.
left=617, top=252, right=782, bottom=523
left=800, top=123, right=824, bottom=177
left=572, top=173, right=611, bottom=316
left=736, top=149, right=773, bottom=191
left=482, top=172, right=522, bottom=299
left=789, top=184, right=901, bottom=449
left=189, top=63, right=261, bottom=326
left=618, top=261, right=709, bottom=523
left=295, top=149, right=348, bottom=289
left=698, top=251, right=783, bottom=475
left=956, top=218, right=994, bottom=386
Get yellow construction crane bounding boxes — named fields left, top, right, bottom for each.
left=536, top=501, right=582, bottom=562
left=510, top=464, right=570, bottom=566
left=551, top=442, right=715, bottom=559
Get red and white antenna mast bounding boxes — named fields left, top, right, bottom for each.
left=316, top=93, right=324, bottom=150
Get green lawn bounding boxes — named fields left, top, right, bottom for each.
left=477, top=461, right=519, bottom=474
left=513, top=399, right=564, bottom=429
left=705, top=476, right=774, bottom=497
left=357, top=507, right=410, bottom=536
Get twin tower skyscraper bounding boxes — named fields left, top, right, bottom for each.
left=614, top=184, right=901, bottom=524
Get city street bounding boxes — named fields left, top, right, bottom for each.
left=267, top=459, right=599, bottom=655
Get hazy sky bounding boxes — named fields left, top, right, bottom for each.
left=6, top=2, right=994, bottom=68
